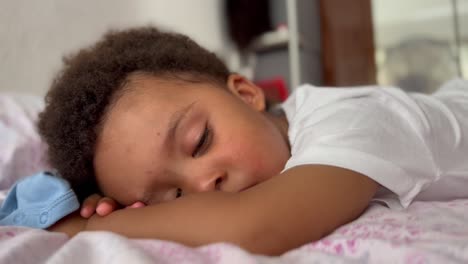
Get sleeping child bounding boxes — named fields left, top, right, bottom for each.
left=2, top=26, right=467, bottom=255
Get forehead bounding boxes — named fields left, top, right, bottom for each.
left=110, top=74, right=229, bottom=110
left=115, top=76, right=186, bottom=107
left=93, top=78, right=181, bottom=197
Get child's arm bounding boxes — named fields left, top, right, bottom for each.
left=51, top=165, right=378, bottom=255
left=47, top=212, right=87, bottom=237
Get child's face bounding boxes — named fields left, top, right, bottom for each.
left=93, top=74, right=290, bottom=206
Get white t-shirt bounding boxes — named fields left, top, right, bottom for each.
left=281, top=79, right=468, bottom=209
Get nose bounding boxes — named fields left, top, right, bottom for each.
left=185, top=171, right=226, bottom=193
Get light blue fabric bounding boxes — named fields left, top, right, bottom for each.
left=0, top=172, right=79, bottom=229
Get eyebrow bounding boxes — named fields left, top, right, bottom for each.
left=165, top=102, right=197, bottom=149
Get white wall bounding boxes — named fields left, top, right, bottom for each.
left=0, top=0, right=236, bottom=96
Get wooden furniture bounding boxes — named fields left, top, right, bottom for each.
left=319, top=0, right=377, bottom=86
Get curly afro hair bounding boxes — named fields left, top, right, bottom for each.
left=38, top=26, right=230, bottom=202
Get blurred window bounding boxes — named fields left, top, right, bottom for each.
left=372, top=0, right=467, bottom=93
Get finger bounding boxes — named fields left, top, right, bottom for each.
left=96, top=197, right=119, bottom=216
left=80, top=194, right=102, bottom=218
left=126, top=201, right=146, bottom=209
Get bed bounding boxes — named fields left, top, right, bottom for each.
left=1, top=93, right=468, bottom=263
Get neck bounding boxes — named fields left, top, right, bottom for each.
left=266, top=105, right=290, bottom=151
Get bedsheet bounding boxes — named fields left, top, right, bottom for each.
left=1, top=199, right=468, bottom=264
left=0, top=93, right=50, bottom=189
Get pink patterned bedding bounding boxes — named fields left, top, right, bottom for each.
left=1, top=94, right=468, bottom=263
left=1, top=200, right=468, bottom=263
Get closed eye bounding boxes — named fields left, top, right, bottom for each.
left=175, top=188, right=183, bottom=198
left=192, top=123, right=212, bottom=157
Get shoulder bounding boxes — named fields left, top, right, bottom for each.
left=281, top=85, right=392, bottom=130
left=282, top=84, right=382, bottom=111
left=282, top=86, right=398, bottom=151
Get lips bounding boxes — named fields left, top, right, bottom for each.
left=239, top=183, right=256, bottom=192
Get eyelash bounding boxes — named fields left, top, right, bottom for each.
left=180, top=123, right=212, bottom=199
left=143, top=124, right=212, bottom=203
left=192, top=123, right=212, bottom=158
left=175, top=188, right=182, bottom=198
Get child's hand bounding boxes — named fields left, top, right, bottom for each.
left=80, top=194, right=146, bottom=218
left=80, top=194, right=118, bottom=218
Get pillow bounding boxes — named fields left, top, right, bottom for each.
left=0, top=93, right=50, bottom=191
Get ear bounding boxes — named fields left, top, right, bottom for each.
left=226, top=74, right=266, bottom=111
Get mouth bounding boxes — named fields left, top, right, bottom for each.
left=239, top=183, right=257, bottom=192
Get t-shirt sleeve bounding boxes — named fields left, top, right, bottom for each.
left=283, top=94, right=438, bottom=209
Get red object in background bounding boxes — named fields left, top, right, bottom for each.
left=255, top=77, right=289, bottom=103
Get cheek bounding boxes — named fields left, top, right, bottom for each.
left=247, top=132, right=290, bottom=178
left=230, top=137, right=285, bottom=180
